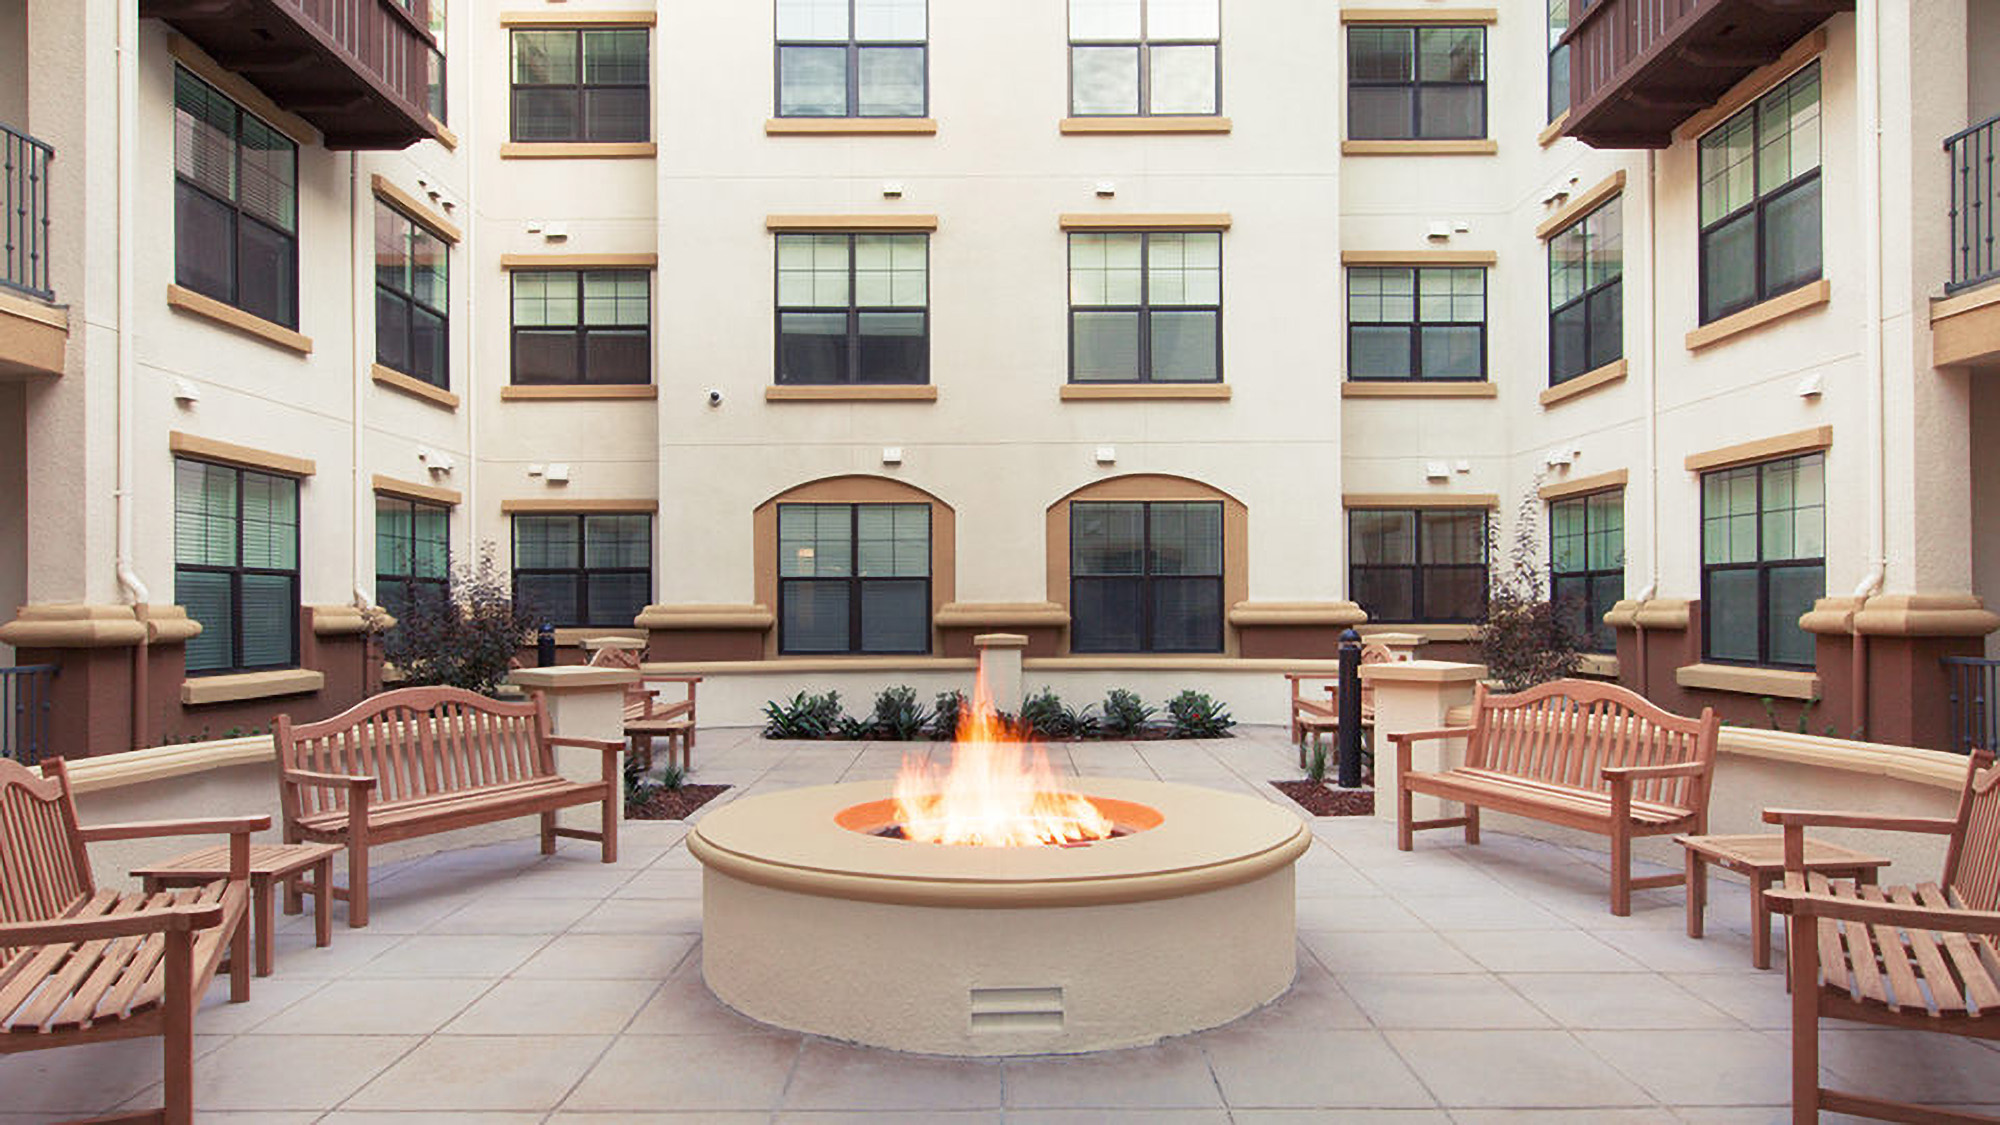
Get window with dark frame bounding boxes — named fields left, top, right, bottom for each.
left=1347, top=266, right=1486, bottom=381
left=509, top=28, right=649, bottom=142
left=1069, top=230, right=1221, bottom=384
left=776, top=0, right=927, bottom=118
left=511, top=514, right=652, bottom=628
left=175, top=459, right=300, bottom=675
left=1700, top=452, right=1824, bottom=668
left=1069, top=0, right=1220, bottom=117
left=1548, top=195, right=1623, bottom=386
left=1348, top=508, right=1487, bottom=624
left=1347, top=26, right=1486, bottom=140
left=511, top=270, right=651, bottom=385
left=374, top=202, right=449, bottom=389
left=427, top=0, right=447, bottom=123
left=1698, top=61, right=1821, bottom=325
left=375, top=496, right=450, bottom=626
left=1070, top=501, right=1224, bottom=654
left=776, top=233, right=928, bottom=385
left=1546, top=0, right=1568, bottom=122
left=1550, top=489, right=1624, bottom=654
left=778, top=503, right=932, bottom=654
left=174, top=67, right=299, bottom=330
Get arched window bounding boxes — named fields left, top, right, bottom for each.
left=755, top=476, right=956, bottom=656
left=1046, top=475, right=1246, bottom=654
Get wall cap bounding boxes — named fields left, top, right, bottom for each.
left=1605, top=597, right=1692, bottom=631
left=636, top=604, right=776, bottom=631
left=64, top=734, right=274, bottom=795
left=310, top=604, right=392, bottom=636
left=1674, top=662, right=1820, bottom=700
left=0, top=604, right=148, bottom=648
left=1802, top=593, right=2000, bottom=637
left=1227, top=601, right=1367, bottom=627
left=1359, top=659, right=1489, bottom=684
left=136, top=604, right=203, bottom=645
left=181, top=668, right=325, bottom=706
left=973, top=633, right=1030, bottom=649
left=509, top=666, right=639, bottom=692
left=935, top=602, right=1070, bottom=627
left=1359, top=623, right=1479, bottom=642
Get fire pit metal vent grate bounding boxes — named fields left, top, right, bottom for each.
left=970, top=986, right=1064, bottom=1034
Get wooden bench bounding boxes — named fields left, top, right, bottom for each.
left=274, top=685, right=624, bottom=928
left=1393, top=679, right=1719, bottom=915
left=1764, top=749, right=2000, bottom=1125
left=1284, top=643, right=1394, bottom=766
left=589, top=647, right=700, bottom=771
left=0, top=757, right=266, bottom=1125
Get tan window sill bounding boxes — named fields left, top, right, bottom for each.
left=1343, top=139, right=1497, bottom=156
left=502, top=384, right=658, bottom=401
left=1539, top=358, right=1627, bottom=407
left=499, top=142, right=657, bottom=159
left=372, top=364, right=459, bottom=409
left=765, top=117, right=937, bottom=135
left=766, top=214, right=939, bottom=232
left=1340, top=7, right=1498, bottom=25
left=1059, top=116, right=1231, bottom=135
left=181, top=668, right=326, bottom=706
left=372, top=473, right=461, bottom=506
left=1539, top=468, right=1628, bottom=501
left=1537, top=112, right=1569, bottom=148
left=765, top=385, right=938, bottom=402
left=500, top=9, right=657, bottom=26
left=169, top=431, right=316, bottom=477
left=1343, top=381, right=1496, bottom=399
left=1685, top=279, right=1831, bottom=351
left=166, top=284, right=312, bottom=355
left=1576, top=653, right=1621, bottom=678
left=500, top=498, right=658, bottom=514
left=1675, top=662, right=1821, bottom=700
left=1060, top=383, right=1231, bottom=401
left=429, top=117, right=457, bottom=150
left=1684, top=425, right=1831, bottom=473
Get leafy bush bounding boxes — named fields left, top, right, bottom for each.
left=1100, top=689, right=1157, bottom=737
left=1166, top=690, right=1235, bottom=738
left=381, top=544, right=539, bottom=696
left=835, top=713, right=873, bottom=740
left=762, top=690, right=846, bottom=739
left=1477, top=484, right=1582, bottom=693
left=929, top=690, right=966, bottom=740
left=1018, top=687, right=1100, bottom=740
left=869, top=685, right=933, bottom=741
left=657, top=762, right=688, bottom=790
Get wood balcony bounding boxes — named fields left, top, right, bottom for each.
left=1560, top=0, right=1849, bottom=149
left=141, top=0, right=438, bottom=149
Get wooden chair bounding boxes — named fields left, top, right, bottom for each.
left=1393, top=679, right=1719, bottom=915
left=275, top=685, right=622, bottom=928
left=1763, top=749, right=2000, bottom=1124
left=1283, top=643, right=1394, bottom=766
left=0, top=757, right=266, bottom=1125
left=589, top=649, right=701, bottom=771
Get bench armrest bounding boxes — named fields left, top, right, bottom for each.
left=77, top=815, right=270, bottom=843
left=1386, top=727, right=1474, bottom=747
left=283, top=768, right=379, bottom=792
left=1600, top=762, right=1709, bottom=782
left=1764, top=886, right=2000, bottom=937
left=633, top=699, right=693, bottom=722
left=549, top=735, right=624, bottom=752
left=0, top=902, right=226, bottom=945
left=1761, top=809, right=1959, bottom=834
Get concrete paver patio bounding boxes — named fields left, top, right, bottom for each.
left=3, top=725, right=1995, bottom=1123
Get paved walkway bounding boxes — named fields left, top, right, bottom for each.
left=5, top=726, right=1995, bottom=1123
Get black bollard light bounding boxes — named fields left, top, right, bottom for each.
left=536, top=622, right=557, bottom=667
left=1337, top=628, right=1363, bottom=788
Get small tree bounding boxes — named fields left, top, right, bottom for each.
left=1477, top=483, right=1583, bottom=693
left=380, top=543, right=540, bottom=696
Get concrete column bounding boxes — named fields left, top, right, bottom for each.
left=974, top=632, right=1027, bottom=711
left=1360, top=660, right=1485, bottom=824
left=509, top=665, right=638, bottom=833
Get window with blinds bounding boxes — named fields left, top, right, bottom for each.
left=175, top=459, right=300, bottom=674
left=173, top=67, right=299, bottom=329
left=778, top=503, right=932, bottom=653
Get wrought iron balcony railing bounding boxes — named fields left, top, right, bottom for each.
left=1947, top=113, right=1999, bottom=293
left=1, top=122, right=53, bottom=301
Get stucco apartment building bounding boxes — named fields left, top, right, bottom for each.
left=2, top=0, right=1998, bottom=757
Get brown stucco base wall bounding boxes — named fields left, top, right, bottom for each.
left=153, top=632, right=385, bottom=746
left=648, top=629, right=769, bottom=662
left=1609, top=602, right=1814, bottom=730
left=1236, top=625, right=1349, bottom=660
left=939, top=626, right=1063, bottom=658
left=20, top=645, right=135, bottom=759
left=1851, top=632, right=1987, bottom=751
left=1421, top=639, right=1480, bottom=665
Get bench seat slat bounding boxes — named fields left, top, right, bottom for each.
left=1857, top=882, right=1926, bottom=1014
left=1408, top=768, right=1694, bottom=826
left=1892, top=883, right=1968, bottom=1016
left=292, top=777, right=604, bottom=838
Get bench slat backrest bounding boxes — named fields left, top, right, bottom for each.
left=277, top=687, right=552, bottom=816
left=0, top=758, right=92, bottom=960
left=1466, top=680, right=1717, bottom=811
left=1943, top=750, right=2000, bottom=915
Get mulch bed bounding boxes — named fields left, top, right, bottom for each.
left=1270, top=780, right=1375, bottom=817
left=628, top=784, right=731, bottom=820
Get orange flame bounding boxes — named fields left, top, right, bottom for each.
left=892, top=670, right=1115, bottom=847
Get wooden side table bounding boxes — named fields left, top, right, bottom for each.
left=1676, top=833, right=1891, bottom=969
left=627, top=716, right=692, bottom=772
left=133, top=841, right=343, bottom=977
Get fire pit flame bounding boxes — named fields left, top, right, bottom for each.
left=891, top=670, right=1115, bottom=847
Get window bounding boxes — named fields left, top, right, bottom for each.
left=776, top=0, right=926, bottom=117
left=512, top=514, right=651, bottom=627
left=511, top=270, right=651, bottom=384
left=1701, top=453, right=1823, bottom=668
left=174, top=67, right=299, bottom=330
left=1347, top=26, right=1485, bottom=140
left=510, top=28, right=649, bottom=142
left=1349, top=508, right=1487, bottom=623
left=374, top=203, right=449, bottom=388
left=778, top=503, right=931, bottom=653
left=175, top=459, right=299, bottom=675
left=376, top=496, right=449, bottom=625
left=1069, top=0, right=1219, bottom=116
left=1069, top=231, right=1221, bottom=383
left=1548, top=196, right=1623, bottom=385
left=1347, top=266, right=1485, bottom=380
left=1550, top=489, right=1624, bottom=653
left=1698, top=61, right=1821, bottom=324
left=1071, top=501, right=1223, bottom=652
left=427, top=0, right=447, bottom=122
left=776, top=233, right=928, bottom=385
left=1546, top=0, right=1569, bottom=121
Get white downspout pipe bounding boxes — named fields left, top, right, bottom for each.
left=351, top=153, right=371, bottom=613
left=115, top=0, right=149, bottom=749
left=1635, top=149, right=1661, bottom=693
left=1852, top=0, right=1887, bottom=738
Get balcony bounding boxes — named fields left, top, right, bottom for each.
left=1933, top=113, right=2000, bottom=370
left=140, top=0, right=438, bottom=149
left=0, top=121, right=65, bottom=379
left=1560, top=0, right=1850, bottom=149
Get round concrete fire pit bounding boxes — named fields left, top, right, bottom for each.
left=687, top=777, right=1310, bottom=1056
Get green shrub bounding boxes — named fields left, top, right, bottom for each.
left=762, top=690, right=846, bottom=739
left=381, top=544, right=538, bottom=696
left=1101, top=689, right=1157, bottom=737
left=657, top=762, right=688, bottom=790
left=869, top=685, right=933, bottom=741
left=1166, top=690, right=1235, bottom=738
left=1477, top=484, right=1582, bottom=692
left=1306, top=740, right=1329, bottom=782
left=929, top=690, right=966, bottom=740
left=1019, top=687, right=1100, bottom=739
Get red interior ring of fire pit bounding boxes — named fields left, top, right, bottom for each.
left=835, top=796, right=1165, bottom=841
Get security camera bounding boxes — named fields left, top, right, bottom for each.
left=706, top=388, right=724, bottom=407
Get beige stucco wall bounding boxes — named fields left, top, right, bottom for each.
left=0, top=0, right=26, bottom=129
left=1970, top=0, right=2000, bottom=124
left=0, top=382, right=23, bottom=666
left=1975, top=378, right=2000, bottom=658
